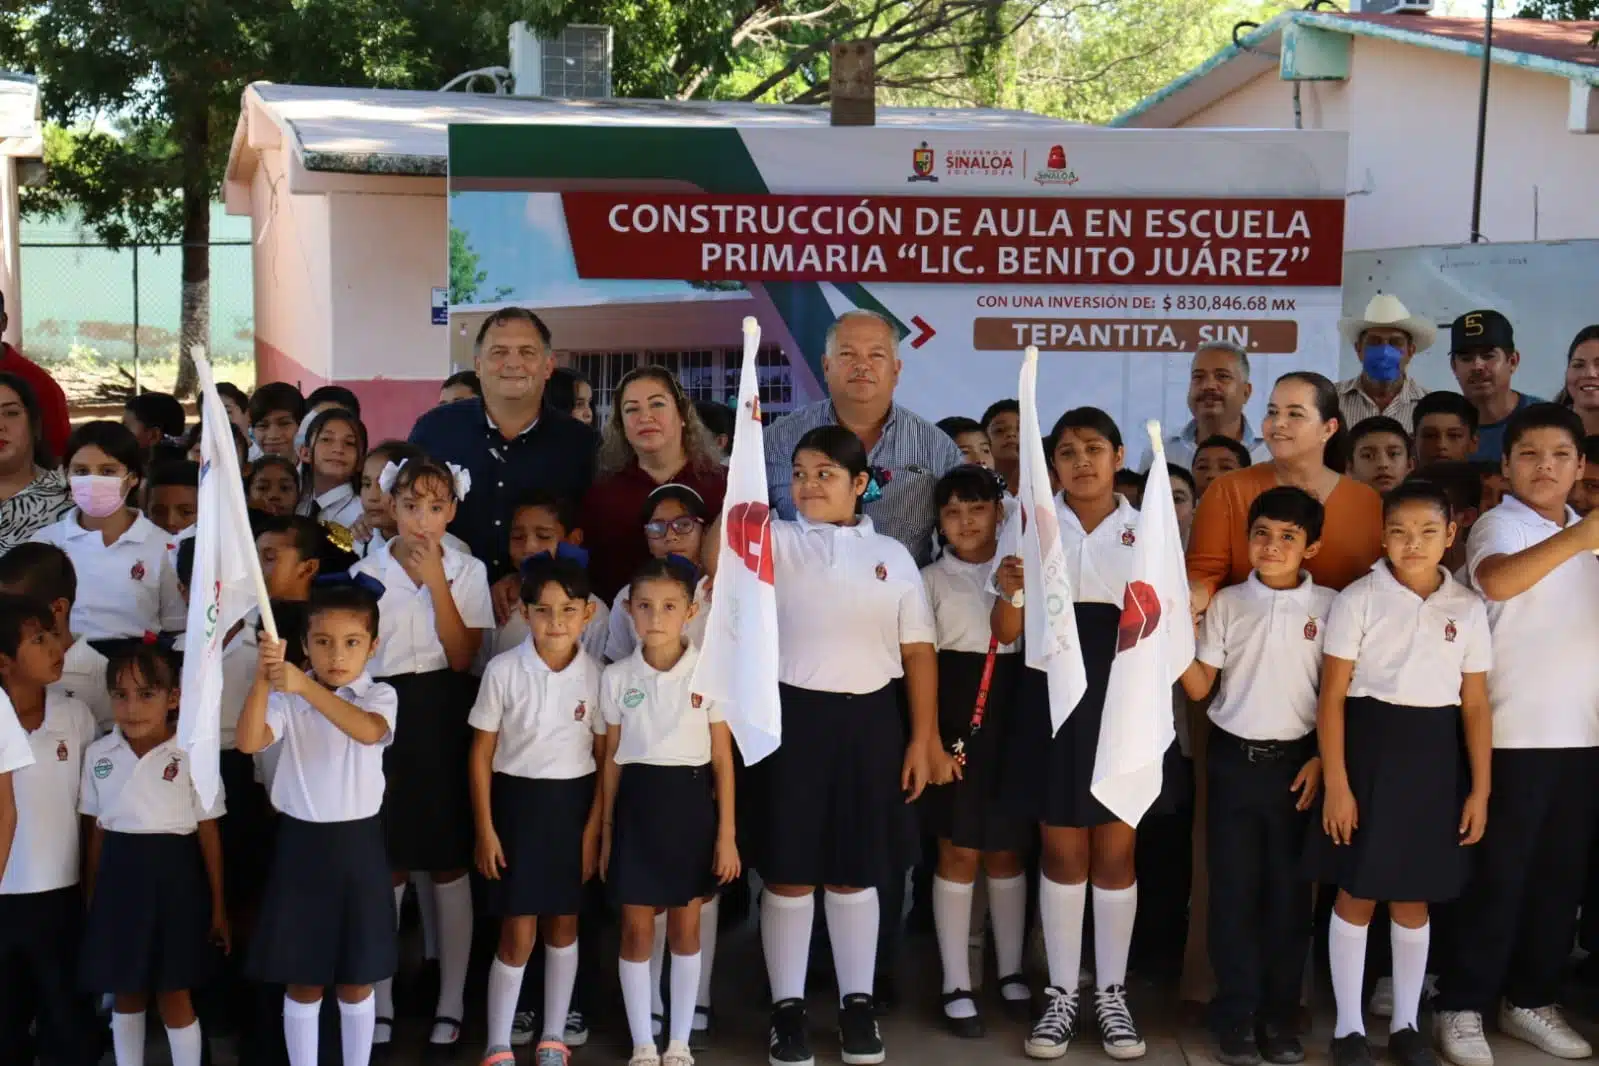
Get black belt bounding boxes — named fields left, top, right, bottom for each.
left=1217, top=727, right=1313, bottom=764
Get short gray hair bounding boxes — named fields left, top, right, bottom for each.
left=824, top=309, right=898, bottom=361
left=1193, top=340, right=1250, bottom=381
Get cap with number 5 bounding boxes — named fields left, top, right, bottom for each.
left=1450, top=309, right=1515, bottom=355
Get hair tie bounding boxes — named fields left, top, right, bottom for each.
left=446, top=462, right=472, bottom=501
left=312, top=572, right=386, bottom=600
left=377, top=459, right=406, bottom=494
left=862, top=469, right=885, bottom=505
left=521, top=542, right=591, bottom=576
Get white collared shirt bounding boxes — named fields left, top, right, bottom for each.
left=1466, top=495, right=1599, bottom=748
left=772, top=515, right=937, bottom=694
left=218, top=618, right=260, bottom=751
left=81, top=730, right=225, bottom=834
left=30, top=511, right=186, bottom=640
left=475, top=595, right=609, bottom=674
left=2, top=693, right=94, bottom=894
left=602, top=646, right=722, bottom=767
left=605, top=577, right=710, bottom=664
left=1198, top=572, right=1335, bottom=741
left=262, top=673, right=397, bottom=822
left=922, top=552, right=1018, bottom=656
left=469, top=643, right=604, bottom=779
left=0, top=695, right=31, bottom=777
left=351, top=539, right=495, bottom=676
left=52, top=636, right=111, bottom=735
left=1326, top=563, right=1491, bottom=707
left=358, top=529, right=471, bottom=560
left=298, top=483, right=366, bottom=529
left=1137, top=418, right=1273, bottom=473
left=1056, top=494, right=1141, bottom=606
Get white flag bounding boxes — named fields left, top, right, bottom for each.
left=691, top=318, right=782, bottom=765
left=179, top=352, right=277, bottom=809
left=1016, top=346, right=1088, bottom=734
left=1090, top=424, right=1195, bottom=826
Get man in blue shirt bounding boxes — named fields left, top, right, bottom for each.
left=1450, top=309, right=1542, bottom=461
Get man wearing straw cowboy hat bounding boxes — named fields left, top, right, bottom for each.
left=1335, top=293, right=1438, bottom=432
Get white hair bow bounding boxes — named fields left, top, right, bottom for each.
left=447, top=462, right=472, bottom=501
left=377, top=459, right=407, bottom=494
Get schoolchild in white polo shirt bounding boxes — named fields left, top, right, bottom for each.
left=468, top=554, right=605, bottom=1066
left=81, top=645, right=227, bottom=1066
left=237, top=580, right=398, bottom=1066
left=605, top=485, right=710, bottom=663
left=1179, top=487, right=1333, bottom=1066
left=478, top=491, right=609, bottom=670
left=1305, top=480, right=1492, bottom=1066
left=29, top=422, right=185, bottom=644
left=349, top=456, right=493, bottom=1050
left=921, top=465, right=1031, bottom=1038
left=0, top=542, right=113, bottom=734
left=296, top=407, right=368, bottom=532
left=600, top=557, right=740, bottom=1066
left=1433, top=403, right=1599, bottom=1066
left=705, top=425, right=939, bottom=1066
left=0, top=596, right=97, bottom=1064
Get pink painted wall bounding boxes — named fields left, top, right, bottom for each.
left=1179, top=36, right=1599, bottom=250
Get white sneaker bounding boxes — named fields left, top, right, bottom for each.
left=630, top=1046, right=663, bottom=1066
left=1436, top=1010, right=1494, bottom=1066
left=1499, top=1002, right=1593, bottom=1059
left=1370, top=976, right=1394, bottom=1018
left=663, top=1039, right=695, bottom=1066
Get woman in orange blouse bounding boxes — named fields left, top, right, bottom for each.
left=1188, top=371, right=1384, bottom=608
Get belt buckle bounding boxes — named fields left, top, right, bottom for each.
left=1243, top=740, right=1274, bottom=764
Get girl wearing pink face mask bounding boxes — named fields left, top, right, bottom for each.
left=29, top=421, right=185, bottom=643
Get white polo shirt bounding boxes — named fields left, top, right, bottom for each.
left=1, top=693, right=95, bottom=895
left=52, top=636, right=111, bottom=735
left=81, top=731, right=226, bottom=834
left=474, top=594, right=609, bottom=674
left=468, top=642, right=604, bottom=779
left=1056, top=494, right=1141, bottom=606
left=1466, top=495, right=1599, bottom=748
left=1197, top=572, right=1335, bottom=742
left=30, top=511, right=186, bottom=640
left=772, top=516, right=937, bottom=694
left=922, top=552, right=1018, bottom=656
left=218, top=619, right=260, bottom=751
left=351, top=538, right=495, bottom=677
left=605, top=577, right=710, bottom=663
left=262, top=673, right=397, bottom=822
left=299, top=483, right=366, bottom=530
left=1325, top=563, right=1492, bottom=708
left=602, top=646, right=723, bottom=767
left=0, top=695, right=31, bottom=777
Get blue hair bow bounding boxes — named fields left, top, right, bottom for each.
left=862, top=465, right=892, bottom=505
left=312, top=571, right=386, bottom=600
left=521, top=542, right=591, bottom=576
left=664, top=553, right=701, bottom=583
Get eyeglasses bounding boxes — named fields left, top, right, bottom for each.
left=644, top=516, right=703, bottom=539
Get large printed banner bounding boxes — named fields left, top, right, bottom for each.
left=447, top=124, right=1349, bottom=434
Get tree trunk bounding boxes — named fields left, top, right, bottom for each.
left=174, top=103, right=210, bottom=399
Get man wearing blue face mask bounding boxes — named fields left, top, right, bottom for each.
left=1336, top=294, right=1436, bottom=433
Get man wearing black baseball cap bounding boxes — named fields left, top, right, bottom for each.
left=1449, top=309, right=1542, bottom=461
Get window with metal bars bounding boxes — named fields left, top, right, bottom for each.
left=561, top=346, right=793, bottom=423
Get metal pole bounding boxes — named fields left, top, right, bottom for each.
left=131, top=244, right=141, bottom=392
left=1469, top=2, right=1494, bottom=243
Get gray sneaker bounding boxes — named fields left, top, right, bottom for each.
left=510, top=1010, right=537, bottom=1047
left=536, top=1040, right=572, bottom=1066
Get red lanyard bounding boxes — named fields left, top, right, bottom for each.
left=951, top=637, right=1000, bottom=769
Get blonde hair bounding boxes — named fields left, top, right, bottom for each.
left=596, top=366, right=724, bottom=479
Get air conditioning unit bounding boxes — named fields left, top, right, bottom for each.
left=1349, top=0, right=1433, bottom=12
left=509, top=22, right=614, bottom=98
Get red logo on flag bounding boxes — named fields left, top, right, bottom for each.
left=726, top=502, right=775, bottom=585
left=1444, top=619, right=1457, bottom=643
left=162, top=757, right=180, bottom=782
left=1304, top=617, right=1319, bottom=641
left=56, top=740, right=68, bottom=762
left=1116, top=580, right=1162, bottom=652
left=131, top=561, right=146, bottom=582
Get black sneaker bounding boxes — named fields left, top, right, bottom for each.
left=1330, top=1034, right=1376, bottom=1066
left=1258, top=1022, right=1305, bottom=1065
left=839, top=993, right=885, bottom=1066
left=1217, top=1021, right=1263, bottom=1066
left=1025, top=986, right=1078, bottom=1060
left=1387, top=1027, right=1438, bottom=1066
left=768, top=999, right=813, bottom=1066
left=1095, top=984, right=1147, bottom=1060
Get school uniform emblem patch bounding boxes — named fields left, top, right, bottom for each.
left=1304, top=617, right=1318, bottom=641
left=92, top=757, right=113, bottom=779
left=162, top=756, right=180, bottom=782
left=874, top=563, right=888, bottom=582
left=1120, top=527, right=1136, bottom=546
left=622, top=688, right=646, bottom=709
left=1444, top=619, right=1458, bottom=643
left=130, top=561, right=146, bottom=582
left=691, top=693, right=703, bottom=709
left=574, top=700, right=587, bottom=721
left=56, top=740, right=68, bottom=761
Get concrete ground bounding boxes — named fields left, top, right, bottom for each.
left=109, top=915, right=1599, bottom=1066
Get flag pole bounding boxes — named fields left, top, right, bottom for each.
left=1147, top=421, right=1164, bottom=461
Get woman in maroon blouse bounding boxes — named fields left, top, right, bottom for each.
left=579, top=366, right=727, bottom=602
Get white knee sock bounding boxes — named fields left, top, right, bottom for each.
left=620, top=957, right=656, bottom=1049
left=283, top=997, right=320, bottom=1066
left=669, top=951, right=702, bottom=1047
left=824, top=888, right=879, bottom=1001
left=112, top=1011, right=146, bottom=1066
left=1390, top=921, right=1431, bottom=1034
left=166, top=1020, right=202, bottom=1066
left=486, top=957, right=526, bottom=1049
left=413, top=872, right=440, bottom=961
left=431, top=875, right=473, bottom=1041
left=933, top=876, right=977, bottom=1016
left=1040, top=876, right=1088, bottom=991
left=338, top=993, right=376, bottom=1066
left=988, top=873, right=1029, bottom=998
left=761, top=891, right=815, bottom=1003
left=696, top=896, right=720, bottom=1011
left=650, top=911, right=667, bottom=1017
left=372, top=882, right=405, bottom=1038
left=1092, top=883, right=1138, bottom=989
left=542, top=941, right=579, bottom=1042
left=1330, top=914, right=1369, bottom=1038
